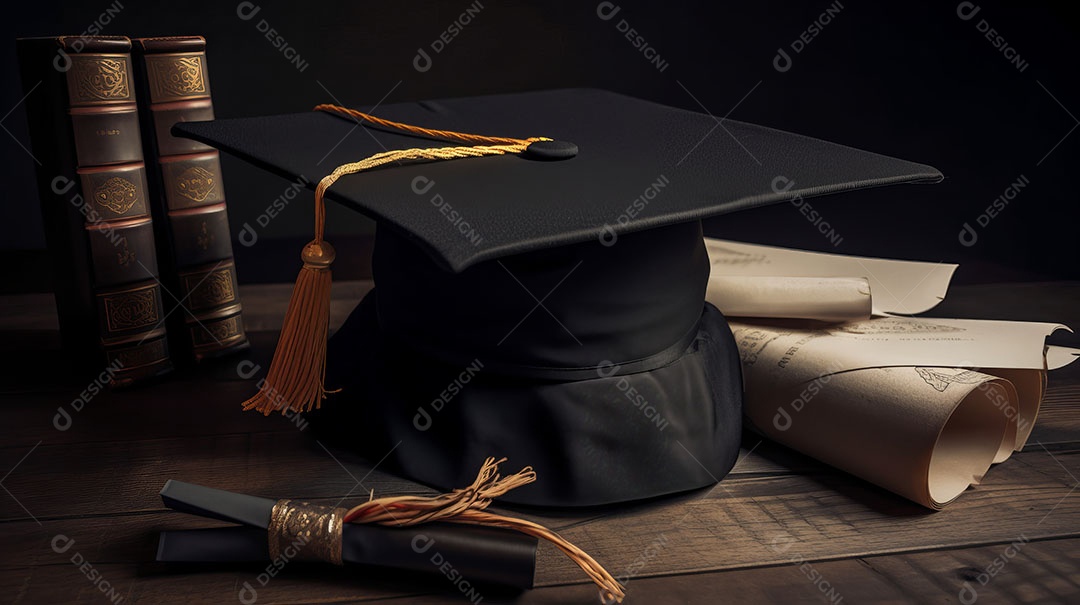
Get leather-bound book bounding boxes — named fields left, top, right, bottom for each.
left=17, top=36, right=173, bottom=385
left=132, top=36, right=248, bottom=362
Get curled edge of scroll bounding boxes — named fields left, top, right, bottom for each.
left=729, top=321, right=1078, bottom=509
left=704, top=238, right=957, bottom=319
left=706, top=238, right=1079, bottom=509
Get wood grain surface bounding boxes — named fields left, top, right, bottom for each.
left=0, top=281, right=1077, bottom=604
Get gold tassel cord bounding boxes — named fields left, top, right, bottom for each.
left=240, top=106, right=549, bottom=415
left=344, top=457, right=626, bottom=603
left=313, top=103, right=540, bottom=146
left=445, top=511, right=626, bottom=605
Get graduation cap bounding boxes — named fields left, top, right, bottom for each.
left=175, top=88, right=941, bottom=508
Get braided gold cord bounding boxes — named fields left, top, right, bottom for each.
left=344, top=457, right=625, bottom=603
left=314, top=103, right=546, bottom=147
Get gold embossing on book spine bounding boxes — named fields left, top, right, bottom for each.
left=78, top=164, right=151, bottom=220
left=136, top=39, right=247, bottom=361
left=95, top=177, right=138, bottom=213
left=106, top=331, right=171, bottom=369
left=102, top=285, right=161, bottom=333
left=56, top=44, right=174, bottom=383
left=68, top=104, right=144, bottom=167
left=145, top=52, right=209, bottom=103
left=176, top=165, right=215, bottom=202
left=66, top=55, right=143, bottom=165
left=67, top=54, right=133, bottom=107
left=103, top=329, right=173, bottom=384
left=167, top=205, right=234, bottom=269
left=85, top=217, right=159, bottom=288
left=189, top=309, right=246, bottom=353
left=160, top=152, right=225, bottom=210
left=181, top=262, right=239, bottom=311
left=198, top=315, right=242, bottom=346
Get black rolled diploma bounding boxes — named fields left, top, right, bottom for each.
left=156, top=480, right=536, bottom=589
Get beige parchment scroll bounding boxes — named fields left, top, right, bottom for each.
left=706, top=275, right=872, bottom=322
left=705, top=238, right=957, bottom=317
left=725, top=317, right=1077, bottom=509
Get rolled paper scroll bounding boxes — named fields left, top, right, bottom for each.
left=742, top=363, right=1014, bottom=509
left=704, top=238, right=957, bottom=316
left=706, top=275, right=872, bottom=322
left=727, top=317, right=1078, bottom=509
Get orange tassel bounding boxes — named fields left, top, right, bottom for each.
left=241, top=105, right=546, bottom=415
left=242, top=240, right=336, bottom=415
left=242, top=168, right=339, bottom=415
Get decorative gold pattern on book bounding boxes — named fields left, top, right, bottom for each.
left=147, top=54, right=207, bottom=101
left=94, top=176, right=139, bottom=214
left=175, top=165, right=216, bottom=202
left=115, top=237, right=136, bottom=267
left=183, top=266, right=237, bottom=309
left=192, top=315, right=243, bottom=347
left=70, top=56, right=131, bottom=103
left=196, top=221, right=214, bottom=251
left=103, top=288, right=160, bottom=332
left=108, top=338, right=169, bottom=369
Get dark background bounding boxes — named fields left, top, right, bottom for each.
left=4, top=0, right=1078, bottom=287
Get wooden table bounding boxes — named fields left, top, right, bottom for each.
left=1, top=281, right=1077, bottom=604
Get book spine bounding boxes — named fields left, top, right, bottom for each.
left=17, top=36, right=173, bottom=386
left=133, top=37, right=249, bottom=362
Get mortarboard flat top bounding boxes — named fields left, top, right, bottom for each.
left=174, top=88, right=941, bottom=273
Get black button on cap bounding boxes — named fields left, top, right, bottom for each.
left=523, top=140, right=578, bottom=160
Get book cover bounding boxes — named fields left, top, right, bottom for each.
left=132, top=36, right=248, bottom=362
left=17, top=35, right=173, bottom=385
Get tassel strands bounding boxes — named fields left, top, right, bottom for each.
left=241, top=104, right=548, bottom=416
left=345, top=457, right=626, bottom=603
left=239, top=241, right=336, bottom=415
left=241, top=173, right=338, bottom=415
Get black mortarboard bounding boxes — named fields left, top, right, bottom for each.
left=175, top=88, right=941, bottom=507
